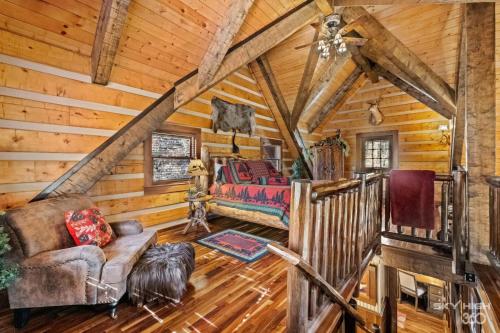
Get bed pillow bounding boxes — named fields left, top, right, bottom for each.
left=216, top=165, right=234, bottom=184
left=258, top=176, right=291, bottom=186
left=228, top=160, right=253, bottom=184
left=245, top=160, right=274, bottom=183
left=264, top=161, right=281, bottom=177
left=65, top=207, right=114, bottom=248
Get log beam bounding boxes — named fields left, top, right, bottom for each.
left=465, top=3, right=495, bottom=264
left=303, top=54, right=352, bottom=118
left=253, top=56, right=313, bottom=179
left=291, top=26, right=321, bottom=129
left=452, top=12, right=466, bottom=169
left=342, top=7, right=456, bottom=118
left=91, top=0, right=131, bottom=85
left=348, top=45, right=379, bottom=83
left=308, top=67, right=364, bottom=133
left=174, top=1, right=321, bottom=108
left=32, top=89, right=175, bottom=201
left=373, top=64, right=450, bottom=119
left=314, top=0, right=334, bottom=15
left=197, top=0, right=255, bottom=89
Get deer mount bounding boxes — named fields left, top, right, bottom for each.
left=368, top=102, right=384, bottom=126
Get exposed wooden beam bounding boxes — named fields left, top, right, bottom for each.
left=348, top=45, right=378, bottom=83
left=33, top=3, right=321, bottom=199
left=91, top=0, right=131, bottom=85
left=308, top=67, right=364, bottom=133
left=253, top=56, right=313, bottom=179
left=452, top=9, right=466, bottom=169
left=197, top=0, right=255, bottom=89
left=335, top=0, right=493, bottom=4
left=314, top=0, right=334, bottom=15
left=373, top=64, right=451, bottom=120
left=303, top=53, right=352, bottom=117
left=32, top=89, right=175, bottom=201
left=342, top=7, right=456, bottom=118
left=291, top=27, right=321, bottom=130
left=464, top=2, right=495, bottom=264
left=174, top=1, right=321, bottom=108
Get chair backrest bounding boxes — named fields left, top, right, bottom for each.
left=4, top=195, right=94, bottom=258
left=398, top=270, right=417, bottom=292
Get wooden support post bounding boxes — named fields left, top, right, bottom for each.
left=385, top=265, right=398, bottom=333
left=452, top=169, right=466, bottom=275
left=91, top=0, right=131, bottom=85
left=291, top=26, right=321, bottom=129
left=441, top=181, right=450, bottom=242
left=452, top=10, right=466, bottom=169
left=464, top=3, right=495, bottom=264
left=253, top=56, right=313, bottom=179
left=287, top=180, right=313, bottom=333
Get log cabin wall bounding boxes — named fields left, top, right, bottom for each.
left=496, top=4, right=500, bottom=175
left=0, top=0, right=298, bottom=229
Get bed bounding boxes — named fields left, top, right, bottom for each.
left=200, top=146, right=291, bottom=230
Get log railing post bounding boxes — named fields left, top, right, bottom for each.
left=384, top=176, right=391, bottom=232
left=288, top=180, right=312, bottom=333
left=344, top=298, right=358, bottom=333
left=486, top=176, right=500, bottom=266
left=441, top=181, right=450, bottom=242
left=354, top=173, right=367, bottom=273
left=452, top=169, right=467, bottom=275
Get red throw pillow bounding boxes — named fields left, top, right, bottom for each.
left=258, top=176, right=291, bottom=186
left=228, top=160, right=253, bottom=184
left=245, top=160, right=273, bottom=183
left=65, top=208, right=114, bottom=248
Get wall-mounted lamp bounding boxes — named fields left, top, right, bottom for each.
left=438, top=124, right=451, bottom=146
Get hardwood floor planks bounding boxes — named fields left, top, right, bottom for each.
left=0, top=218, right=289, bottom=333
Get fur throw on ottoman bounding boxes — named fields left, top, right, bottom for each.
left=127, top=243, right=195, bottom=305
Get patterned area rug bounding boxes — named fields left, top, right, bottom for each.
left=196, top=229, right=276, bottom=263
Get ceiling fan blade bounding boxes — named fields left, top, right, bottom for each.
left=295, top=40, right=321, bottom=50
left=343, top=37, right=368, bottom=46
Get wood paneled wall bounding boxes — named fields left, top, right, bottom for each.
left=496, top=4, right=500, bottom=175
left=321, top=78, right=451, bottom=175
left=0, top=57, right=289, bottom=230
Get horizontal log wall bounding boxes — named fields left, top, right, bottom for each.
left=496, top=4, right=500, bottom=175
left=0, top=57, right=290, bottom=229
left=321, top=77, right=452, bottom=175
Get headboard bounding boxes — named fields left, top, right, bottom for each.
left=200, top=146, right=248, bottom=193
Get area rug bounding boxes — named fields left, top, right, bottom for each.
left=196, top=229, right=276, bottom=263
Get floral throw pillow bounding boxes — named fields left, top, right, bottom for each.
left=65, top=208, right=114, bottom=248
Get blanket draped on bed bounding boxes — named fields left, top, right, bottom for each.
left=209, top=183, right=291, bottom=226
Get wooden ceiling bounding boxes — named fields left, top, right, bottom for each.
left=0, top=0, right=466, bottom=134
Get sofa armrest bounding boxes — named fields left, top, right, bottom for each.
left=21, top=245, right=106, bottom=269
left=8, top=246, right=107, bottom=308
left=109, top=220, right=143, bottom=236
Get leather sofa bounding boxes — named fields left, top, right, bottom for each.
left=1, top=194, right=157, bottom=327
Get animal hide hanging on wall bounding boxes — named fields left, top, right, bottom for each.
left=211, top=97, right=257, bottom=154
left=368, top=103, right=384, bottom=126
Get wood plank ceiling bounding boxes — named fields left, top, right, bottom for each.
left=0, top=0, right=462, bottom=141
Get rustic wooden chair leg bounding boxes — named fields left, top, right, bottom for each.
left=108, top=301, right=119, bottom=319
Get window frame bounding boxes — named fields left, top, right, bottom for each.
left=356, top=131, right=399, bottom=173
left=260, top=137, right=283, bottom=172
left=144, top=123, right=201, bottom=195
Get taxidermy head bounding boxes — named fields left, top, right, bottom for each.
left=211, top=97, right=257, bottom=154
left=368, top=102, right=384, bottom=126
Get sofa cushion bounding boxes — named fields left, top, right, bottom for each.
left=101, top=229, right=157, bottom=284
left=65, top=207, right=114, bottom=247
left=5, top=195, right=94, bottom=258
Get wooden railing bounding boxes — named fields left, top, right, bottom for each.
left=486, top=176, right=500, bottom=267
left=283, top=173, right=383, bottom=332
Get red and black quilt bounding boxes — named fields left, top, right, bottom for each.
left=209, top=183, right=291, bottom=226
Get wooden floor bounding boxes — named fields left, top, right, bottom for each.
left=356, top=302, right=447, bottom=333
left=0, top=218, right=289, bottom=333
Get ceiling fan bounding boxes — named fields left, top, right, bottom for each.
left=294, top=13, right=367, bottom=59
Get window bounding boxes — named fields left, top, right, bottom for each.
left=261, top=138, right=282, bottom=171
left=356, top=131, right=398, bottom=172
left=144, top=123, right=201, bottom=194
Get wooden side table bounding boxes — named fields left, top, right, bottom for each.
left=183, top=195, right=212, bottom=234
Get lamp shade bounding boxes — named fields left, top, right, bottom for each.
left=187, top=159, right=208, bottom=176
